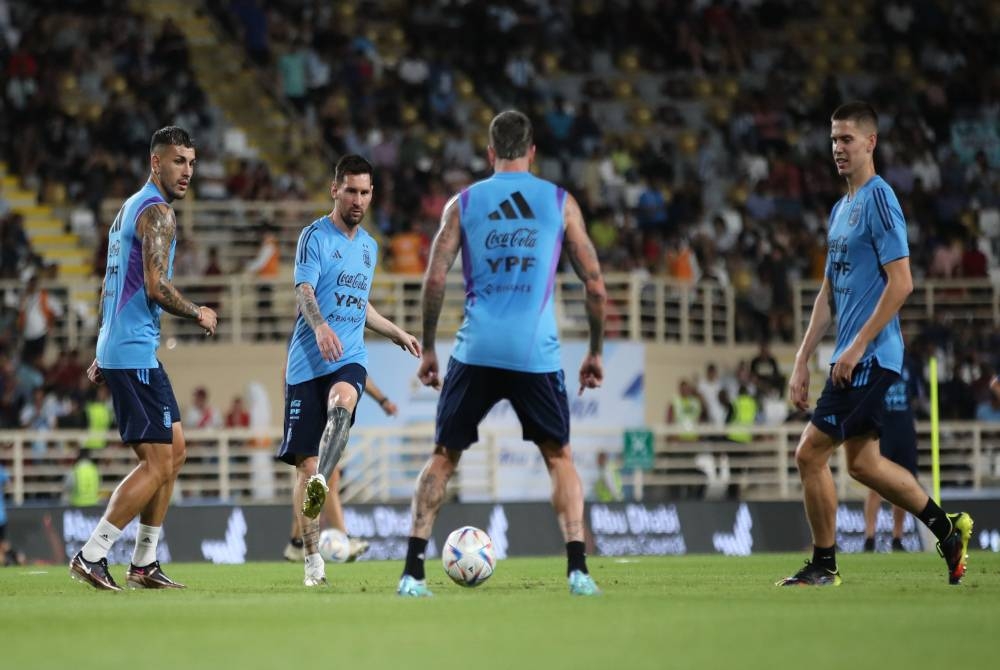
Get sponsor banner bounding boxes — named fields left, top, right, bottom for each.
left=6, top=498, right=998, bottom=565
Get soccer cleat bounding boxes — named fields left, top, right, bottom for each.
left=125, top=561, right=186, bottom=589
left=302, top=474, right=329, bottom=519
left=397, top=574, right=433, bottom=597
left=345, top=537, right=370, bottom=563
left=304, top=573, right=329, bottom=587
left=70, top=552, right=122, bottom=591
left=891, top=537, right=905, bottom=552
left=776, top=561, right=842, bottom=587
left=937, top=512, right=974, bottom=585
left=283, top=542, right=305, bottom=562
left=863, top=537, right=875, bottom=552
left=568, top=570, right=601, bottom=596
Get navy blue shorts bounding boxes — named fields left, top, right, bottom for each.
left=276, top=363, right=366, bottom=465
left=101, top=363, right=180, bottom=444
left=435, top=358, right=570, bottom=451
left=810, top=360, right=899, bottom=442
left=879, top=408, right=918, bottom=474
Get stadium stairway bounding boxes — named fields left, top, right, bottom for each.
left=0, top=162, right=92, bottom=280
left=133, top=0, right=330, bottom=196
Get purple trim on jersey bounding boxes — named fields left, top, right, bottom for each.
left=116, top=236, right=145, bottom=315
left=135, top=196, right=164, bottom=217
left=459, top=224, right=474, bottom=303
left=556, top=187, right=566, bottom=211
left=539, top=226, right=564, bottom=312
left=459, top=188, right=470, bottom=212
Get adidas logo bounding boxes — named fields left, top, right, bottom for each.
left=823, top=416, right=837, bottom=426
left=487, top=191, right=535, bottom=220
left=143, top=538, right=152, bottom=544
left=334, top=250, right=342, bottom=260
left=100, top=533, right=110, bottom=541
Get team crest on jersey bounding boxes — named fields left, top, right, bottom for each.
left=362, top=245, right=371, bottom=268
left=848, top=202, right=862, bottom=227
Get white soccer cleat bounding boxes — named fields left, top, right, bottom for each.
left=346, top=537, right=370, bottom=562
left=304, top=573, right=329, bottom=587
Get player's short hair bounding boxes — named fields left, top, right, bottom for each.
left=334, top=154, right=374, bottom=184
left=489, top=110, right=533, bottom=160
left=150, top=126, right=194, bottom=154
left=831, top=101, right=878, bottom=132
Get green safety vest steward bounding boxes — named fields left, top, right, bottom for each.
left=672, top=396, right=702, bottom=440
left=84, top=402, right=112, bottom=449
left=594, top=467, right=624, bottom=502
left=70, top=458, right=101, bottom=507
left=727, top=394, right=758, bottom=443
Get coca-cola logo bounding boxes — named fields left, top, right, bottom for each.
left=337, top=272, right=369, bottom=290
left=485, top=227, right=538, bottom=249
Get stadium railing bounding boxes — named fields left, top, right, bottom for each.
left=794, top=278, right=1000, bottom=343
left=3, top=422, right=997, bottom=505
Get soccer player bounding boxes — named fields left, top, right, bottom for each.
left=276, top=154, right=419, bottom=587
left=779, top=102, right=973, bottom=586
left=283, top=376, right=398, bottom=562
left=863, top=369, right=918, bottom=552
left=397, top=110, right=607, bottom=597
left=71, top=126, right=218, bottom=591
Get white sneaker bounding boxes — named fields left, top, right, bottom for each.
left=346, top=537, right=370, bottom=562
left=304, top=573, right=328, bottom=587
left=283, top=542, right=305, bottom=562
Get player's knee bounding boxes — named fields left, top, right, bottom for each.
left=846, top=456, right=876, bottom=484
left=172, top=442, right=187, bottom=474
left=794, top=441, right=823, bottom=471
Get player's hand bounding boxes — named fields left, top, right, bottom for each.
left=391, top=328, right=421, bottom=358
left=418, top=349, right=441, bottom=390
left=831, top=341, right=864, bottom=388
left=380, top=398, right=399, bottom=417
left=578, top=352, right=603, bottom=396
left=86, top=358, right=104, bottom=385
left=788, top=362, right=810, bottom=411
left=313, top=322, right=343, bottom=361
left=197, top=305, right=218, bottom=336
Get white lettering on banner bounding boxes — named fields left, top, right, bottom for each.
left=62, top=510, right=171, bottom=564
left=200, top=508, right=247, bottom=564
left=835, top=504, right=921, bottom=553
left=488, top=505, right=509, bottom=559
left=712, top=503, right=753, bottom=556
left=372, top=506, right=412, bottom=537
left=590, top=504, right=687, bottom=556
left=343, top=506, right=437, bottom=560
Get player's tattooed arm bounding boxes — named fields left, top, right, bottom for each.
left=562, top=193, right=607, bottom=355
left=421, top=196, right=462, bottom=350
left=139, top=204, right=200, bottom=319
left=295, top=283, right=326, bottom=328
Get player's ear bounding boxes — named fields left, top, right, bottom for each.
left=868, top=131, right=877, bottom=155
left=487, top=145, right=496, bottom=167
left=150, top=151, right=160, bottom=176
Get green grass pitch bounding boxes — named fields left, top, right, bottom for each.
left=2, top=552, right=997, bottom=670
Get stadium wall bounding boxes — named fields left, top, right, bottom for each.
left=8, top=499, right=1000, bottom=565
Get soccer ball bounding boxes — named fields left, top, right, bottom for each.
left=318, top=528, right=351, bottom=563
left=442, top=526, right=495, bottom=587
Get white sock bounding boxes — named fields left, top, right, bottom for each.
left=81, top=519, right=123, bottom=562
left=131, top=524, right=161, bottom=566
left=304, top=552, right=325, bottom=577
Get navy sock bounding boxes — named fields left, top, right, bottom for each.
left=404, top=537, right=428, bottom=580
left=812, top=544, right=836, bottom=571
left=917, top=498, right=952, bottom=541
left=566, top=541, right=588, bottom=576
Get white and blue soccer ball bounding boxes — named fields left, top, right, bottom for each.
left=442, top=526, right=496, bottom=587
left=318, top=528, right=351, bottom=563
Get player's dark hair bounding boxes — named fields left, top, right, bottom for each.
left=150, top=126, right=194, bottom=154
left=334, top=154, right=374, bottom=184
left=831, top=101, right=878, bottom=131
left=489, top=110, right=533, bottom=160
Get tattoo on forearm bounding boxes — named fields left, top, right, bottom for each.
left=296, top=283, right=326, bottom=329
left=422, top=209, right=461, bottom=348
left=141, top=206, right=199, bottom=319
left=421, top=285, right=444, bottom=349
left=565, top=236, right=606, bottom=354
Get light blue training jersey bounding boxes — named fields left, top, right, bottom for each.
left=96, top=181, right=174, bottom=369
left=452, top=171, right=566, bottom=372
left=826, top=174, right=909, bottom=374
left=286, top=216, right=378, bottom=385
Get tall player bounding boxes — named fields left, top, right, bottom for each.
left=778, top=102, right=972, bottom=586
left=397, top=110, right=607, bottom=597
left=276, top=154, right=419, bottom=587
left=71, top=126, right=218, bottom=591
